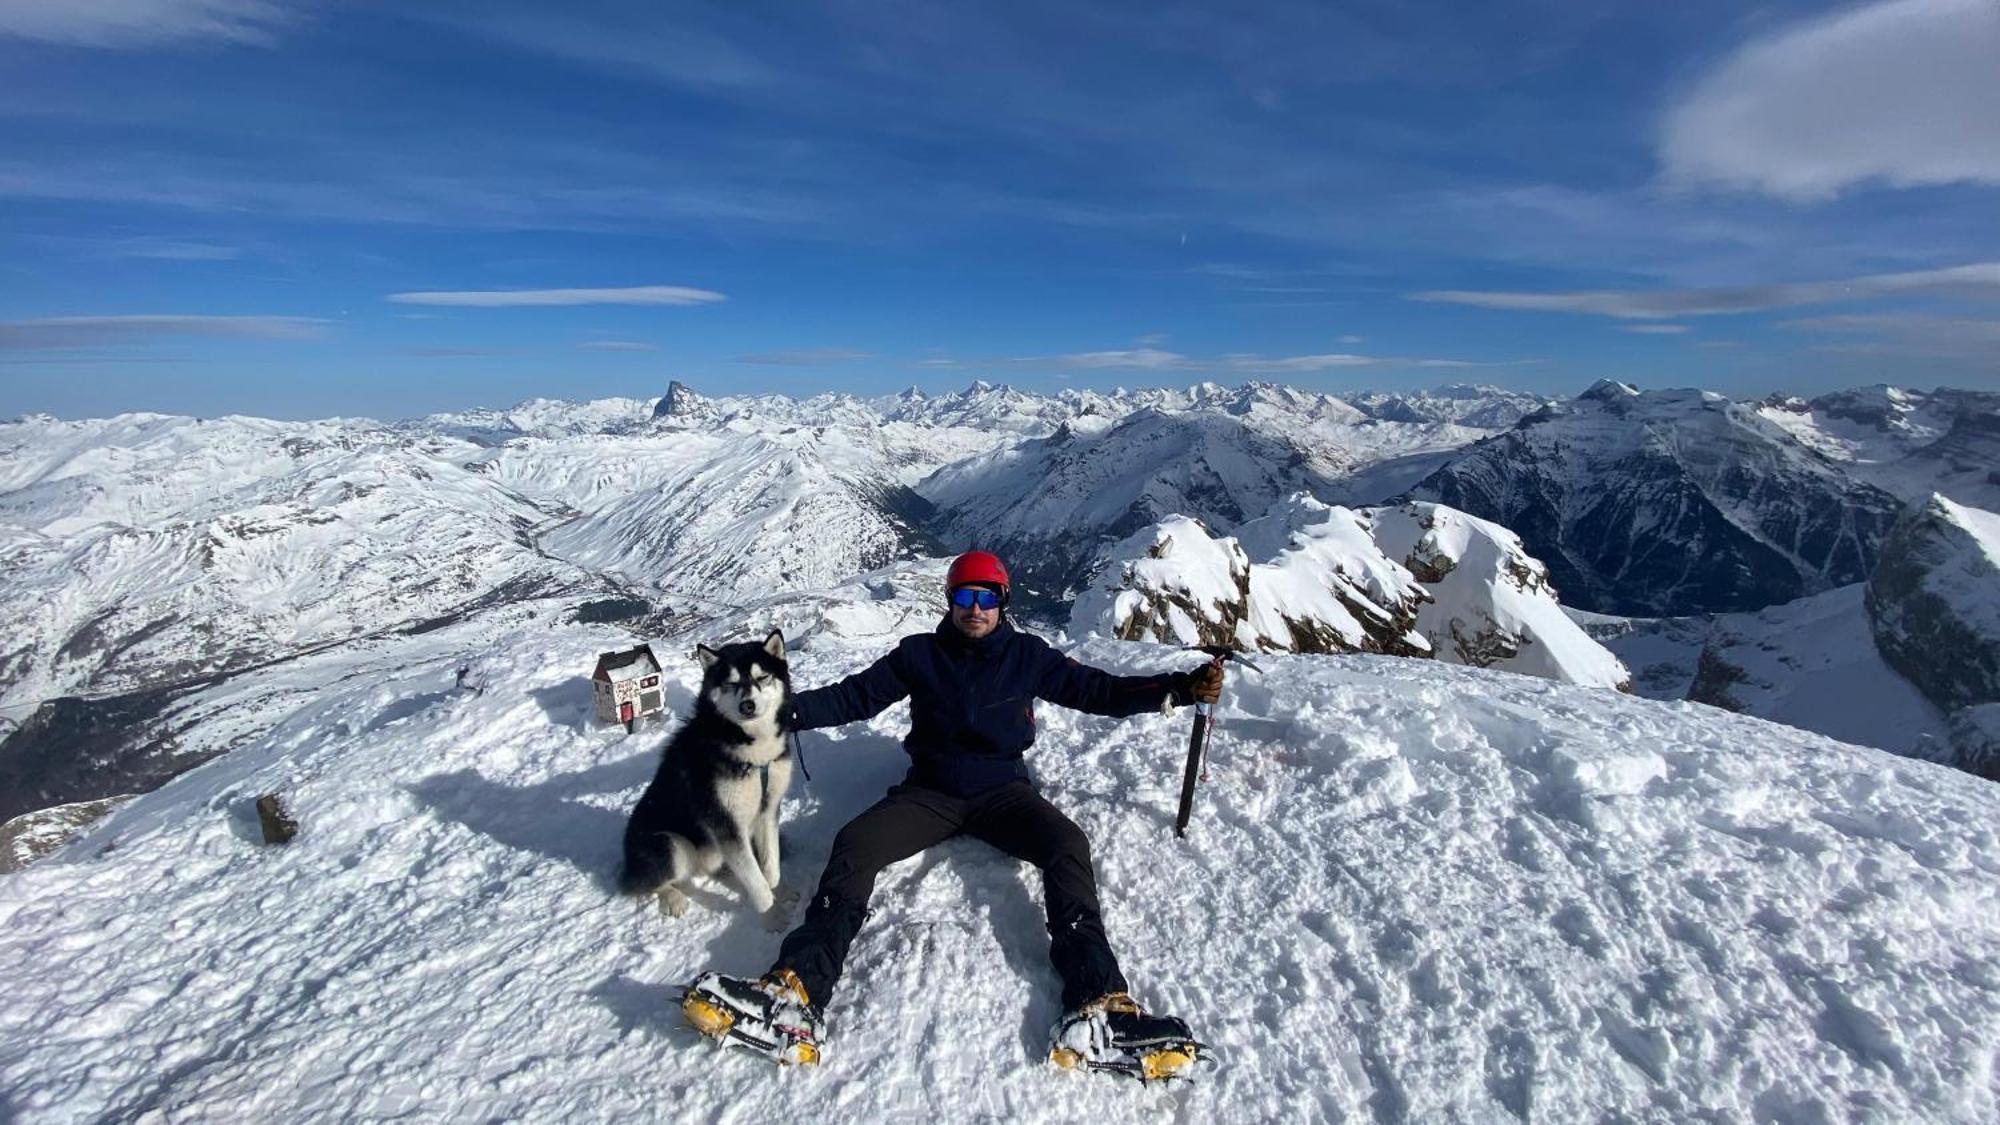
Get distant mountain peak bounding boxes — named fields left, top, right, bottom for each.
left=652, top=380, right=712, bottom=420
left=1578, top=378, right=1640, bottom=402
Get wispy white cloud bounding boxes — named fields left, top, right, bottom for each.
left=0, top=314, right=325, bottom=348
left=400, top=347, right=513, bottom=358
left=109, top=237, right=241, bottom=260
left=1337, top=334, right=1364, bottom=344
left=1054, top=348, right=1187, bottom=370
left=579, top=340, right=658, bottom=353
left=733, top=347, right=872, bottom=365
left=387, top=286, right=725, bottom=307
left=1411, top=262, right=2000, bottom=319
left=419, top=9, right=780, bottom=92
left=1222, top=352, right=1376, bottom=371
left=1191, top=263, right=1274, bottom=281
left=0, top=152, right=819, bottom=232
left=1781, top=313, right=2000, bottom=358
left=1660, top=0, right=2000, bottom=200
left=1621, top=323, right=1690, bottom=335
left=998, top=348, right=1516, bottom=373
left=0, top=0, right=299, bottom=49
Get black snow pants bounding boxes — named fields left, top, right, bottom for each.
left=772, top=780, right=1128, bottom=1013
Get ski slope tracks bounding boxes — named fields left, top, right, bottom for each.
left=2, top=599, right=1997, bottom=1122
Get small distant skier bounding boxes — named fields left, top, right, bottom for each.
left=681, top=550, right=1223, bottom=1078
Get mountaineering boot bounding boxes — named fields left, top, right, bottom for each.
left=682, top=968, right=824, bottom=1066
left=1048, top=992, right=1206, bottom=1081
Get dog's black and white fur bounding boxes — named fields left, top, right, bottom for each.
left=620, top=629, right=794, bottom=919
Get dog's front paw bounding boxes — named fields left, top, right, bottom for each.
left=658, top=886, right=691, bottom=917
left=758, top=886, right=799, bottom=931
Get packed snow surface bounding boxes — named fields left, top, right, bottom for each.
left=3, top=607, right=1998, bottom=1122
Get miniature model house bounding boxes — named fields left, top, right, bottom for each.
left=591, top=645, right=665, bottom=730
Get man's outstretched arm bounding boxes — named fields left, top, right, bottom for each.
left=1033, top=643, right=1209, bottom=718
left=790, top=644, right=912, bottom=730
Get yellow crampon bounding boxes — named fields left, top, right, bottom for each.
left=681, top=992, right=735, bottom=1039
left=1049, top=992, right=1202, bottom=1081
left=1048, top=1042, right=1198, bottom=1079
left=1140, top=1047, right=1196, bottom=1081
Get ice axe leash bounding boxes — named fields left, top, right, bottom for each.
left=1174, top=646, right=1263, bottom=839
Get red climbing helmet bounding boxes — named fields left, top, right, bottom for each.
left=946, top=550, right=1010, bottom=592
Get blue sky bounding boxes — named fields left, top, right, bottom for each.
left=2, top=0, right=1997, bottom=420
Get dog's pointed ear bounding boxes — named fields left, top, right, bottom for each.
left=695, top=644, right=721, bottom=670
left=762, top=629, right=786, bottom=661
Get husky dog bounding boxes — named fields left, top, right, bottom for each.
left=620, top=630, right=795, bottom=920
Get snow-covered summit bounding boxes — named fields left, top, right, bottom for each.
left=1, top=605, right=1995, bottom=1121
left=1071, top=496, right=1629, bottom=689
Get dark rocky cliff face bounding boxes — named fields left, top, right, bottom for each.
left=0, top=683, right=211, bottom=824
left=1865, top=497, right=2000, bottom=715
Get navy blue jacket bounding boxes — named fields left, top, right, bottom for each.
left=791, top=617, right=1185, bottom=796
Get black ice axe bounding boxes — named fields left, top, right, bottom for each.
left=1174, top=645, right=1263, bottom=838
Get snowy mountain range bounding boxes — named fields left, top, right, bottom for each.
left=2, top=378, right=1996, bottom=822
left=1406, top=381, right=1911, bottom=617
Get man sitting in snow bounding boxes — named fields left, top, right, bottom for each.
left=681, top=549, right=1224, bottom=1078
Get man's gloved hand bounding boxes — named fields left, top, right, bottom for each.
left=1187, top=661, right=1223, bottom=705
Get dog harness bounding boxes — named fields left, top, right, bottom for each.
left=723, top=746, right=805, bottom=805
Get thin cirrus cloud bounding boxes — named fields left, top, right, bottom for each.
left=1659, top=0, right=2000, bottom=200
left=1781, top=313, right=2000, bottom=357
left=1012, top=349, right=1511, bottom=372
left=108, top=238, right=242, bottom=261
left=1411, top=262, right=2000, bottom=320
left=1052, top=348, right=1188, bottom=370
left=417, top=8, right=782, bottom=93
left=400, top=347, right=515, bottom=358
left=387, top=286, right=726, bottom=308
left=0, top=315, right=326, bottom=348
left=1621, top=324, right=1690, bottom=335
left=0, top=0, right=300, bottom=48
left=733, top=348, right=873, bottom=365
left=579, top=340, right=659, bottom=353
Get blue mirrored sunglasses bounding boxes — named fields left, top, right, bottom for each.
left=949, top=587, right=1003, bottom=611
